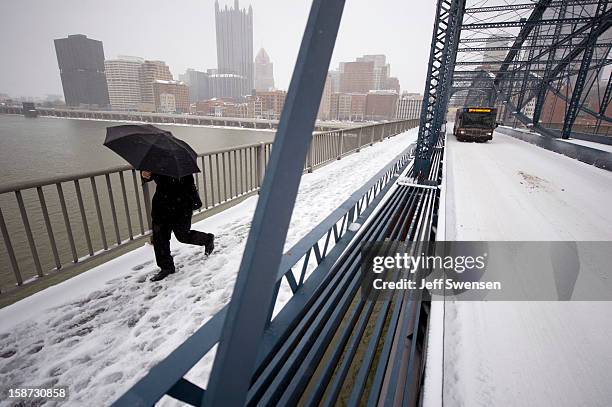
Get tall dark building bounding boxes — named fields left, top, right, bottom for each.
left=214, top=0, right=253, bottom=96
left=54, top=34, right=110, bottom=107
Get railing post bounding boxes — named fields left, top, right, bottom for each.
left=15, top=190, right=43, bottom=277
left=337, top=131, right=344, bottom=160
left=257, top=142, right=266, bottom=188
left=370, top=126, right=374, bottom=145
left=0, top=207, right=22, bottom=286
left=37, top=186, right=62, bottom=269
left=357, top=128, right=362, bottom=152
left=307, top=138, right=314, bottom=173
left=56, top=183, right=78, bottom=263
left=90, top=176, right=108, bottom=250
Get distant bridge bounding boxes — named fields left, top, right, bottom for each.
left=0, top=105, right=352, bottom=132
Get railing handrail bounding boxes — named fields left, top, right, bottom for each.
left=0, top=141, right=275, bottom=194
left=0, top=121, right=412, bottom=195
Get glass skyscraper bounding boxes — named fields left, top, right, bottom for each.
left=54, top=34, right=110, bottom=107
left=214, top=0, right=253, bottom=97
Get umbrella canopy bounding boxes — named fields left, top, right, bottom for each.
left=104, top=124, right=200, bottom=178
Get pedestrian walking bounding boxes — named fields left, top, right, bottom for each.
left=103, top=124, right=214, bottom=282
left=142, top=171, right=214, bottom=281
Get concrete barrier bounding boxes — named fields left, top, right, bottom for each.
left=497, top=126, right=612, bottom=172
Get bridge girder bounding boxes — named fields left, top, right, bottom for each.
left=465, top=0, right=600, bottom=13
left=561, top=0, right=608, bottom=138
left=414, top=0, right=466, bottom=179
left=442, top=0, right=612, bottom=141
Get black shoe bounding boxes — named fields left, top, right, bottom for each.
left=150, top=269, right=175, bottom=282
left=205, top=234, right=215, bottom=255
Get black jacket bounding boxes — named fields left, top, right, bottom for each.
left=144, top=173, right=197, bottom=222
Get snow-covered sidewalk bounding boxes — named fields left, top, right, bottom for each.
left=435, top=131, right=612, bottom=406
left=0, top=129, right=417, bottom=406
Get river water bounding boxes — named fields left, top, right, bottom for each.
left=0, top=115, right=274, bottom=184
left=0, top=115, right=274, bottom=291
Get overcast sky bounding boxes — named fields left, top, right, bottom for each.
left=0, top=0, right=436, bottom=99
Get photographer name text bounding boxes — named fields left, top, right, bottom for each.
left=372, top=278, right=501, bottom=290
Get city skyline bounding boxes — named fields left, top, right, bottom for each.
left=0, top=0, right=435, bottom=99
left=50, top=28, right=409, bottom=120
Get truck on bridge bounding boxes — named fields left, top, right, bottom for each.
left=454, top=107, right=497, bottom=142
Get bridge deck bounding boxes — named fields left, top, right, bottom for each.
left=429, top=129, right=612, bottom=406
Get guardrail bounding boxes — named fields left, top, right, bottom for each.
left=497, top=125, right=612, bottom=171
left=0, top=119, right=417, bottom=295
left=541, top=122, right=612, bottom=136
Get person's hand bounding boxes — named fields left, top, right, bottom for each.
left=141, top=170, right=152, bottom=180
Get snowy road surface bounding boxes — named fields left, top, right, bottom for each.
left=437, top=130, right=612, bottom=406
left=0, top=129, right=417, bottom=406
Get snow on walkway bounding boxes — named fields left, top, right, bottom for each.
left=0, top=129, right=417, bottom=406
left=439, top=131, right=612, bottom=406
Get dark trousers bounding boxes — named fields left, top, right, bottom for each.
left=152, top=217, right=213, bottom=272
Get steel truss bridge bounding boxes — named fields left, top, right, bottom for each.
left=456, top=0, right=611, bottom=138
left=106, top=0, right=610, bottom=405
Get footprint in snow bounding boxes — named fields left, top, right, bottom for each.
left=132, top=259, right=155, bottom=271
left=0, top=349, right=17, bottom=358
left=102, top=371, right=123, bottom=384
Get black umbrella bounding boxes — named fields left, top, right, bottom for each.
left=104, top=124, right=200, bottom=178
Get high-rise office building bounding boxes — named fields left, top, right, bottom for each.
left=340, top=61, right=375, bottom=94
left=329, top=69, right=342, bottom=93
left=355, top=54, right=401, bottom=93
left=209, top=73, right=248, bottom=100
left=105, top=56, right=144, bottom=111
left=215, top=0, right=253, bottom=96
left=139, top=60, right=173, bottom=111
left=254, top=48, right=274, bottom=91
left=356, top=55, right=389, bottom=90
left=180, top=69, right=211, bottom=102
left=383, top=77, right=401, bottom=94
left=365, top=90, right=399, bottom=121
left=54, top=34, right=110, bottom=107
